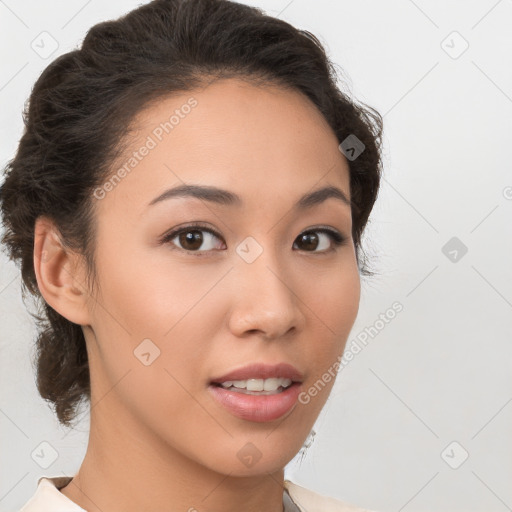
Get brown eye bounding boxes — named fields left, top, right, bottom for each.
left=293, top=228, right=346, bottom=253
left=161, top=225, right=226, bottom=253
left=177, top=229, right=204, bottom=251
left=296, top=232, right=320, bottom=251
left=160, top=224, right=346, bottom=255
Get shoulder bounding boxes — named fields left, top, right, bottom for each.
left=284, top=479, right=377, bottom=512
left=18, top=476, right=85, bottom=512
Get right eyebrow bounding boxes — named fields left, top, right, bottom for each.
left=147, top=184, right=241, bottom=208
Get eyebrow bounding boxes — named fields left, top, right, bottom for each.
left=147, top=184, right=351, bottom=210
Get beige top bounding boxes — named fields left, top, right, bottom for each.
left=18, top=475, right=376, bottom=512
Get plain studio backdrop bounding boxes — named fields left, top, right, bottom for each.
left=0, top=1, right=511, bottom=511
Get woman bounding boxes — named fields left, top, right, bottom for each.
left=0, top=0, right=383, bottom=510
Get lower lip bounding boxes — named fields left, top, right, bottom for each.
left=207, top=383, right=302, bottom=422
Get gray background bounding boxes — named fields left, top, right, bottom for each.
left=1, top=1, right=511, bottom=511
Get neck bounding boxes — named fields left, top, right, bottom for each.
left=59, top=401, right=286, bottom=512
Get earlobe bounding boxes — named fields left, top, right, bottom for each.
left=33, top=216, right=92, bottom=326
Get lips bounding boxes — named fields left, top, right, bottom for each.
left=207, top=362, right=304, bottom=422
left=209, top=362, right=304, bottom=384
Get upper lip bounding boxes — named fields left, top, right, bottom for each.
left=210, top=362, right=304, bottom=384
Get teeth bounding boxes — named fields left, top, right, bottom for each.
left=220, top=377, right=292, bottom=391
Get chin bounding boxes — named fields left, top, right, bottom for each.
left=197, top=432, right=305, bottom=477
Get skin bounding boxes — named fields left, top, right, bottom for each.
left=33, top=77, right=360, bottom=512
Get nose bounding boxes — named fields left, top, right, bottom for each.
left=227, top=251, right=306, bottom=340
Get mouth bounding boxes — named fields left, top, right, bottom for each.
left=210, top=377, right=295, bottom=395
left=207, top=362, right=304, bottom=422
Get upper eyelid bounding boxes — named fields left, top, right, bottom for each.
left=160, top=223, right=222, bottom=241
left=161, top=223, right=342, bottom=239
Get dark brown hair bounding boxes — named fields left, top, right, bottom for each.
left=0, top=0, right=383, bottom=427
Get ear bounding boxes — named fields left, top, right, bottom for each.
left=33, top=216, right=92, bottom=326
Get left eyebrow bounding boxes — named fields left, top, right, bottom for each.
left=295, top=185, right=351, bottom=210
left=147, top=184, right=351, bottom=209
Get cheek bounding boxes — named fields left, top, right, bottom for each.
left=303, top=260, right=360, bottom=347
left=88, top=243, right=232, bottom=398
left=86, top=247, right=224, bottom=428
left=297, top=261, right=360, bottom=407
left=94, top=239, right=222, bottom=336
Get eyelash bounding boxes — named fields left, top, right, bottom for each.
left=158, top=222, right=347, bottom=256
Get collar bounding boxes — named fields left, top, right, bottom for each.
left=20, top=476, right=303, bottom=512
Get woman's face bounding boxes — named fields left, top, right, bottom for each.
left=81, top=78, right=360, bottom=476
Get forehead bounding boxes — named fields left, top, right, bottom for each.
left=95, top=78, right=350, bottom=216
